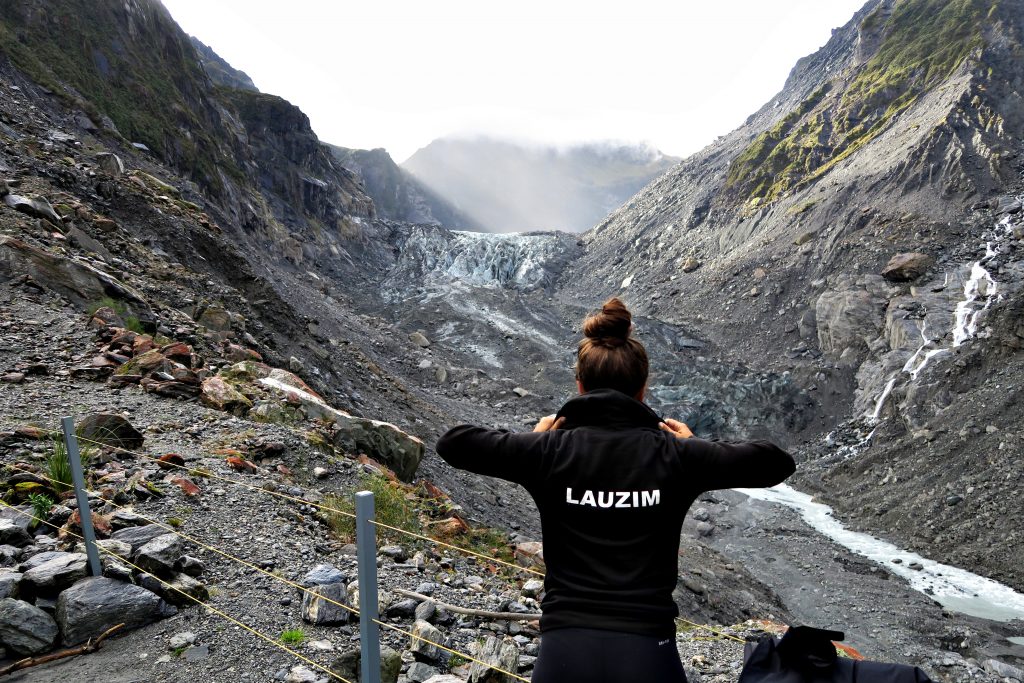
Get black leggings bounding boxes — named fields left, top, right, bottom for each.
left=531, top=627, right=688, bottom=683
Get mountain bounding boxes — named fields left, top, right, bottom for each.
left=2, top=0, right=1024, bottom=679
left=189, top=36, right=257, bottom=92
left=558, top=0, right=1024, bottom=589
left=328, top=145, right=479, bottom=228
left=402, top=137, right=680, bottom=232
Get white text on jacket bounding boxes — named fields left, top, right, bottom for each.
left=565, top=488, right=660, bottom=508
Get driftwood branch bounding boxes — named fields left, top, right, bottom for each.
left=0, top=623, right=125, bottom=676
left=396, top=589, right=542, bottom=621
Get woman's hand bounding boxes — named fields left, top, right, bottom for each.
left=533, top=415, right=566, bottom=432
left=659, top=418, right=694, bottom=439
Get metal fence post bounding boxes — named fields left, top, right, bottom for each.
left=355, top=490, right=381, bottom=683
left=61, top=416, right=102, bottom=577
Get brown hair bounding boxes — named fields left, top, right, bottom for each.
left=576, top=297, right=649, bottom=397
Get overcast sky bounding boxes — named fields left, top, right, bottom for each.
left=162, top=0, right=867, bottom=163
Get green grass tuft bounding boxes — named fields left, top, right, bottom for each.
left=323, top=474, right=421, bottom=544
left=279, top=628, right=305, bottom=645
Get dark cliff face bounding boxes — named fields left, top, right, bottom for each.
left=189, top=36, right=258, bottom=92
left=0, top=0, right=376, bottom=265
left=328, top=146, right=478, bottom=228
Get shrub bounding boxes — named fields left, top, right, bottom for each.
left=323, top=474, right=421, bottom=544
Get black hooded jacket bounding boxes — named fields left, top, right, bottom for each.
left=436, top=389, right=795, bottom=638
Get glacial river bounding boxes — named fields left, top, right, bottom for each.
left=735, top=483, right=1024, bottom=623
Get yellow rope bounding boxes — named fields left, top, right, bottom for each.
left=676, top=617, right=746, bottom=643
left=0, top=499, right=353, bottom=683
left=74, top=436, right=544, bottom=577
left=5, top=464, right=360, bottom=617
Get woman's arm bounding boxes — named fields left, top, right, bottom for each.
left=435, top=424, right=556, bottom=485
left=677, top=437, right=795, bottom=490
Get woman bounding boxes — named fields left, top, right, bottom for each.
left=436, top=297, right=795, bottom=683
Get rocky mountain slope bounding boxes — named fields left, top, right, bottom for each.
left=328, top=146, right=479, bottom=228
left=1, top=0, right=1024, bottom=679
left=556, top=0, right=1024, bottom=592
left=402, top=137, right=679, bottom=232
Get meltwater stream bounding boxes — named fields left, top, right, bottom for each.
left=734, top=484, right=1024, bottom=623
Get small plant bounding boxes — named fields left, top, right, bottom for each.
left=323, top=473, right=421, bottom=544
left=279, top=628, right=305, bottom=645
left=171, top=645, right=188, bottom=658
left=448, top=653, right=470, bottom=668
left=167, top=517, right=183, bottom=528
left=124, top=315, right=145, bottom=333
left=87, top=296, right=126, bottom=315
left=46, top=436, right=92, bottom=494
left=27, top=492, right=55, bottom=527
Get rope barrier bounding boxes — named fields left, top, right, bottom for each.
left=6, top=462, right=534, bottom=680
left=56, top=434, right=741, bottom=670
left=0, top=499, right=353, bottom=683
left=74, top=436, right=544, bottom=577
left=5, top=464, right=360, bottom=617
left=676, top=617, right=746, bottom=644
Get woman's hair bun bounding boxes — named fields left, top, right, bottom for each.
left=582, top=297, right=632, bottom=344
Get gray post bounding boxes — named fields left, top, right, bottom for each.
left=355, top=491, right=381, bottom=683
left=61, top=416, right=102, bottom=577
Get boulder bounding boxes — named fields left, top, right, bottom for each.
left=95, top=152, right=125, bottom=176
left=468, top=635, right=520, bottom=683
left=681, top=257, right=702, bottom=273
left=881, top=252, right=933, bottom=282
left=0, top=520, right=32, bottom=548
left=259, top=369, right=424, bottom=481
left=111, top=524, right=166, bottom=550
left=21, top=553, right=88, bottom=595
left=409, top=332, right=431, bottom=347
left=3, top=194, right=62, bottom=226
left=157, top=572, right=209, bottom=607
left=815, top=276, right=889, bottom=356
left=0, top=598, right=58, bottom=655
left=200, top=376, right=252, bottom=413
left=134, top=534, right=184, bottom=575
left=330, top=645, right=401, bottom=683
left=18, top=551, right=71, bottom=572
left=0, top=572, right=21, bottom=599
left=301, top=582, right=350, bottom=625
left=514, top=541, right=545, bottom=570
left=408, top=619, right=443, bottom=661
left=77, top=412, right=144, bottom=449
left=55, top=576, right=175, bottom=645
left=299, top=564, right=346, bottom=588
left=0, top=237, right=151, bottom=315
left=196, top=304, right=233, bottom=332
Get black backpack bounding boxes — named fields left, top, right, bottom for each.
left=738, top=626, right=934, bottom=683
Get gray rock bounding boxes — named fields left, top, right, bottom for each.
left=386, top=598, right=418, bottom=618
left=159, top=572, right=209, bottom=607
left=380, top=544, right=407, bottom=561
left=0, top=572, right=21, bottom=599
left=77, top=412, right=144, bottom=449
left=422, top=677, right=465, bottom=683
left=414, top=600, right=436, bottom=622
left=301, top=582, right=350, bottom=625
left=407, top=662, right=440, bottom=682
left=175, top=555, right=206, bottom=577
left=409, top=619, right=443, bottom=661
left=695, top=521, right=715, bottom=537
left=409, top=332, right=431, bottom=347
left=681, top=257, right=702, bottom=273
left=285, top=665, right=325, bottom=683
left=0, top=505, right=33, bottom=532
left=881, top=252, right=933, bottom=282
left=468, top=635, right=520, bottom=683
left=22, top=553, right=88, bottom=595
left=56, top=576, right=176, bottom=645
left=0, top=520, right=32, bottom=548
left=111, top=523, right=167, bottom=550
left=95, top=152, right=125, bottom=176
left=110, top=510, right=150, bottom=530
left=984, top=659, right=1024, bottom=680
left=815, top=276, right=888, bottom=356
left=134, top=534, right=184, bottom=575
left=521, top=579, right=544, bottom=598
left=18, top=550, right=70, bottom=572
left=330, top=645, right=401, bottom=683
left=0, top=598, right=58, bottom=655
left=0, top=546, right=18, bottom=568
left=299, top=564, right=346, bottom=588
left=993, top=196, right=1023, bottom=215
left=3, top=194, right=62, bottom=226
left=169, top=631, right=196, bottom=649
